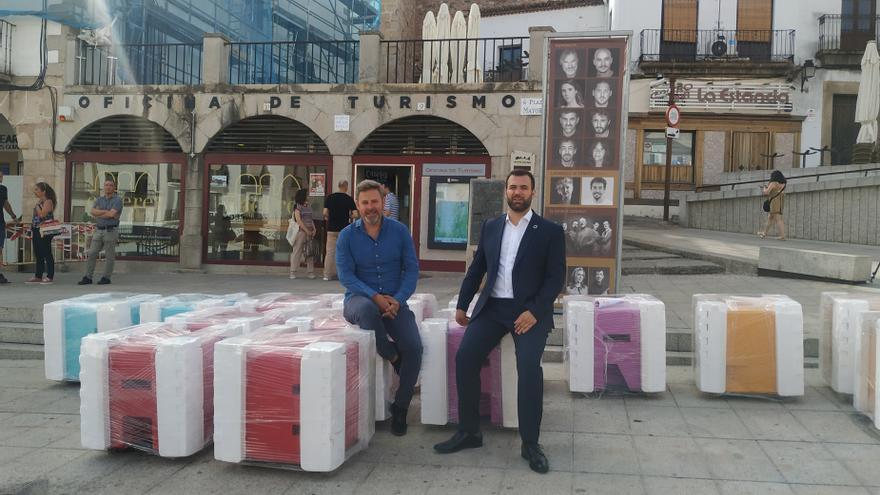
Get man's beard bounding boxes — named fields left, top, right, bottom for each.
left=507, top=194, right=532, bottom=213
left=593, top=192, right=602, bottom=200
left=363, top=210, right=382, bottom=225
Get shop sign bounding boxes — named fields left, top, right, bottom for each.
left=520, top=98, right=543, bottom=116
left=649, top=81, right=793, bottom=112
left=0, top=134, right=18, bottom=150
left=423, top=163, right=486, bottom=177
left=510, top=150, right=536, bottom=170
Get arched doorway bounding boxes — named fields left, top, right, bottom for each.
left=353, top=115, right=490, bottom=271
left=66, top=115, right=186, bottom=261
left=203, top=115, right=331, bottom=266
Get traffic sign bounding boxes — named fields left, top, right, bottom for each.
left=665, top=104, right=681, bottom=127
left=665, top=127, right=680, bottom=139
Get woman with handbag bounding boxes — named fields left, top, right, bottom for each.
left=27, top=182, right=57, bottom=284
left=758, top=170, right=787, bottom=241
left=289, top=188, right=316, bottom=279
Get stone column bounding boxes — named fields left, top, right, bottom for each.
left=202, top=33, right=231, bottom=86
left=528, top=26, right=556, bottom=83
left=332, top=155, right=353, bottom=189
left=179, top=153, right=204, bottom=270
left=358, top=31, right=383, bottom=84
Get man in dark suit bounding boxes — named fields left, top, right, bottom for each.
left=433, top=169, right=566, bottom=473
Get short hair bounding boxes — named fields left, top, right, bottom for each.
left=592, top=109, right=609, bottom=120
left=294, top=188, right=308, bottom=205
left=506, top=169, right=535, bottom=189
left=338, top=179, right=348, bottom=187
left=559, top=49, right=577, bottom=63
left=356, top=179, right=384, bottom=199
left=590, top=177, right=607, bottom=188
left=104, top=178, right=117, bottom=187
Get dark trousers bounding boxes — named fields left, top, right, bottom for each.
left=344, top=295, right=423, bottom=410
left=32, top=229, right=54, bottom=279
left=456, top=297, right=549, bottom=445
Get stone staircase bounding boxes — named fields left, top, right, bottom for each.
left=0, top=306, right=44, bottom=359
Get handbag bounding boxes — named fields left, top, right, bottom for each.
left=285, top=210, right=300, bottom=246
left=762, top=185, right=786, bottom=213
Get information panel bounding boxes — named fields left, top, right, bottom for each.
left=542, top=34, right=630, bottom=296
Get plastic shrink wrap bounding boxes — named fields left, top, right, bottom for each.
left=420, top=301, right=519, bottom=428
left=820, top=292, right=880, bottom=393
left=44, top=293, right=161, bottom=381
left=213, top=325, right=375, bottom=471
left=854, top=311, right=880, bottom=428
left=693, top=295, right=803, bottom=396
left=79, top=320, right=247, bottom=457
left=139, top=293, right=248, bottom=323
left=563, top=295, right=666, bottom=394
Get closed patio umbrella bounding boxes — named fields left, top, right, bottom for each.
left=466, top=4, right=482, bottom=83
left=436, top=3, right=451, bottom=83
left=421, top=12, right=437, bottom=83
left=855, top=41, right=880, bottom=145
left=451, top=10, right=467, bottom=83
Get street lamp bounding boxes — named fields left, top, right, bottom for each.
left=800, top=59, right=816, bottom=92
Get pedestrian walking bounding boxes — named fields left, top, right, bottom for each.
left=322, top=180, right=357, bottom=281
left=337, top=179, right=421, bottom=436
left=758, top=170, right=787, bottom=241
left=433, top=170, right=566, bottom=474
left=27, top=182, right=57, bottom=284
left=382, top=181, right=400, bottom=220
left=289, top=188, right=316, bottom=279
left=78, top=179, right=123, bottom=285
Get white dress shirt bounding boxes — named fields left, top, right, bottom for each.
left=491, top=209, right=533, bottom=298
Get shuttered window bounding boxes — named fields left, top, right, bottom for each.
left=737, top=0, right=773, bottom=42
left=662, top=0, right=698, bottom=42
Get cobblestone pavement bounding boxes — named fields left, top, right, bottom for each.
left=1, top=271, right=879, bottom=494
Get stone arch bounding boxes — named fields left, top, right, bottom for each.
left=204, top=115, right=329, bottom=154
left=62, top=114, right=184, bottom=153
left=352, top=115, right=491, bottom=156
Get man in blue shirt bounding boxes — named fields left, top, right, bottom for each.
left=78, top=179, right=123, bottom=285
left=381, top=181, right=400, bottom=220
left=337, top=179, right=421, bottom=436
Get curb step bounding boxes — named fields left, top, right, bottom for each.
left=0, top=322, right=44, bottom=345
left=0, top=343, right=44, bottom=360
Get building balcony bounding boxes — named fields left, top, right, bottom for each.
left=816, top=14, right=880, bottom=68
left=638, top=29, right=796, bottom=77
left=378, top=37, right=529, bottom=84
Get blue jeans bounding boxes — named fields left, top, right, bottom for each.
left=344, top=295, right=423, bottom=409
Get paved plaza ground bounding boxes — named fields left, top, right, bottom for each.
left=1, top=267, right=880, bottom=494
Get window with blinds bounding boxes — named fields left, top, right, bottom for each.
left=662, top=0, right=698, bottom=42
left=728, top=132, right=771, bottom=172
left=737, top=0, right=773, bottom=42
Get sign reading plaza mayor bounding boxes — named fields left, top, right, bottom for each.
left=542, top=33, right=630, bottom=297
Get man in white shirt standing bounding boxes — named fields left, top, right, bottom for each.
left=433, top=170, right=566, bottom=474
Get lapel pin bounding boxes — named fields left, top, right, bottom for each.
left=532, top=225, right=538, bottom=229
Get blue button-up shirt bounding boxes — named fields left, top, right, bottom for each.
left=336, top=217, right=419, bottom=305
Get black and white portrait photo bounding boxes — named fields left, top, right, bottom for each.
left=585, top=140, right=615, bottom=169
left=551, top=176, right=580, bottom=205
left=557, top=80, right=585, bottom=108
left=565, top=266, right=588, bottom=295
left=557, top=110, right=583, bottom=139
left=582, top=176, right=615, bottom=206
left=590, top=80, right=613, bottom=108
left=548, top=211, right=617, bottom=258
left=588, top=267, right=610, bottom=295
left=589, top=47, right=618, bottom=78
left=556, top=48, right=584, bottom=79
left=555, top=139, right=580, bottom=169
left=590, top=110, right=612, bottom=138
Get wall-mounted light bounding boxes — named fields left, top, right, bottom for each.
left=801, top=59, right=816, bottom=92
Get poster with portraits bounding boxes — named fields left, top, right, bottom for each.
left=542, top=34, right=629, bottom=295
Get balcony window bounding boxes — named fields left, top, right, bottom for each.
left=660, top=0, right=698, bottom=61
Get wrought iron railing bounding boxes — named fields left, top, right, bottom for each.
left=0, top=19, right=13, bottom=77
left=380, top=37, right=529, bottom=83
left=229, top=40, right=359, bottom=84
left=74, top=41, right=203, bottom=85
left=818, top=14, right=880, bottom=52
left=639, top=29, right=795, bottom=63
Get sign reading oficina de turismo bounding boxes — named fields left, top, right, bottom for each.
left=650, top=80, right=793, bottom=112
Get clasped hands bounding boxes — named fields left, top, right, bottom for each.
left=372, top=293, right=400, bottom=319
left=455, top=308, right=537, bottom=334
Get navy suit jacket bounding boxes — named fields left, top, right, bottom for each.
left=456, top=211, right=566, bottom=330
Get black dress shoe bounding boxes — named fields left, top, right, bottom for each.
left=389, top=402, right=407, bottom=436
left=77, top=277, right=92, bottom=285
left=521, top=443, right=549, bottom=473
left=97, top=277, right=111, bottom=285
left=433, top=431, right=483, bottom=454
